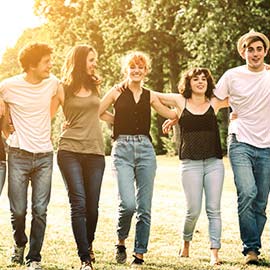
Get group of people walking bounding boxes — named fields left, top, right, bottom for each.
left=0, top=29, right=269, bottom=270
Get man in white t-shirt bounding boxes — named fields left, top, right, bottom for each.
left=214, top=31, right=270, bottom=264
left=0, top=43, right=60, bottom=270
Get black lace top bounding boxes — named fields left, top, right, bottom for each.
left=178, top=105, right=223, bottom=160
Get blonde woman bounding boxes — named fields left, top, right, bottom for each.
left=99, top=51, right=177, bottom=267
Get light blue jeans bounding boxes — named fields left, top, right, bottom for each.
left=180, top=157, right=224, bottom=249
left=111, top=135, right=157, bottom=254
left=0, top=160, right=6, bottom=196
left=228, top=134, right=270, bottom=255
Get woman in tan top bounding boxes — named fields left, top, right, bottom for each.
left=52, top=45, right=112, bottom=270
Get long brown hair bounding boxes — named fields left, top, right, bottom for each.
left=178, top=67, right=215, bottom=99
left=61, top=44, right=101, bottom=98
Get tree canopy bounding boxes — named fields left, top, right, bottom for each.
left=1, top=0, right=269, bottom=153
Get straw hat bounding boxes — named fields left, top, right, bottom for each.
left=237, top=30, right=269, bottom=56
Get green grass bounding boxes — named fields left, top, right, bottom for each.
left=0, top=156, right=269, bottom=270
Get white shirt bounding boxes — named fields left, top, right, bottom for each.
left=214, top=65, right=270, bottom=148
left=0, top=74, right=59, bottom=153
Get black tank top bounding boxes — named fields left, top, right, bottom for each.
left=113, top=87, right=151, bottom=140
left=178, top=104, right=223, bottom=160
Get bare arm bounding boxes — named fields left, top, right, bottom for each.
left=99, top=86, right=120, bottom=116
left=2, top=103, right=12, bottom=138
left=100, top=110, right=114, bottom=125
left=211, top=96, right=229, bottom=113
left=150, top=91, right=177, bottom=119
left=50, top=84, right=65, bottom=119
left=0, top=98, right=5, bottom=117
left=155, top=92, right=182, bottom=107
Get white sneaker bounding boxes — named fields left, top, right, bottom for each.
left=28, top=261, right=42, bottom=270
left=80, top=261, right=93, bottom=270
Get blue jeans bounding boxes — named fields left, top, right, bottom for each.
left=228, top=134, right=270, bottom=255
left=57, top=150, right=105, bottom=262
left=111, top=135, right=157, bottom=254
left=8, top=147, right=53, bottom=263
left=0, top=160, right=6, bottom=196
left=181, top=158, right=224, bottom=249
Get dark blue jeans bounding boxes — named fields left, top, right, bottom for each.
left=57, top=150, right=105, bottom=262
left=8, top=147, right=53, bottom=263
left=228, top=134, right=270, bottom=255
left=0, top=160, right=6, bottom=196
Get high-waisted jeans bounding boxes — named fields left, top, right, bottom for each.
left=180, top=157, right=224, bottom=249
left=57, top=150, right=105, bottom=262
left=111, top=135, right=157, bottom=254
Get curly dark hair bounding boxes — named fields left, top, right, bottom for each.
left=178, top=67, right=215, bottom=99
left=19, top=43, right=53, bottom=72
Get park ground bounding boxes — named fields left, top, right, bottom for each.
left=0, top=156, right=269, bottom=270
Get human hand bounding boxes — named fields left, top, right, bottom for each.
left=61, top=121, right=70, bottom=132
left=265, top=63, right=270, bottom=70
left=8, top=114, right=15, bottom=133
left=0, top=98, right=5, bottom=117
left=113, top=79, right=128, bottom=93
left=162, top=118, right=177, bottom=134
left=229, top=112, right=238, bottom=121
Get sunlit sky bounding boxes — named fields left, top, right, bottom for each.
left=0, top=0, right=42, bottom=60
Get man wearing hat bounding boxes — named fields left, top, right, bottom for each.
left=214, top=30, right=270, bottom=264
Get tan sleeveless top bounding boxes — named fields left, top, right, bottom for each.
left=58, top=94, right=105, bottom=155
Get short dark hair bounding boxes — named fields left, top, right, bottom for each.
left=19, top=43, right=53, bottom=72
left=178, top=67, right=215, bottom=99
left=243, top=36, right=267, bottom=51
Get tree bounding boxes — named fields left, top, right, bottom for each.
left=1, top=0, right=270, bottom=154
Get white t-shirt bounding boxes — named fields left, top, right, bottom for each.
left=0, top=74, right=59, bottom=153
left=214, top=65, right=270, bottom=148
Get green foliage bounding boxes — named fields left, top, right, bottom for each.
left=1, top=0, right=270, bottom=154
left=101, top=122, right=113, bottom=155
left=161, top=134, right=177, bottom=156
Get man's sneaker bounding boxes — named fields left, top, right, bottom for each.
left=80, top=261, right=94, bottom=270
left=115, top=245, right=127, bottom=264
left=89, top=244, right=95, bottom=263
left=244, top=251, right=259, bottom=265
left=11, top=245, right=25, bottom=265
left=131, top=255, right=144, bottom=268
left=27, top=261, right=42, bottom=270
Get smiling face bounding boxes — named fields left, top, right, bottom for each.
left=190, top=73, right=208, bottom=96
left=31, top=54, right=52, bottom=80
left=86, top=50, right=97, bottom=76
left=243, top=40, right=267, bottom=72
left=122, top=52, right=150, bottom=84
left=126, top=61, right=147, bottom=83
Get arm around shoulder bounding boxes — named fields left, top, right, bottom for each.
left=150, top=91, right=178, bottom=119
left=51, top=83, right=65, bottom=119
left=211, top=96, right=229, bottom=113
left=99, top=86, right=120, bottom=116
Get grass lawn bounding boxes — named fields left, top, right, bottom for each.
left=0, top=155, right=269, bottom=269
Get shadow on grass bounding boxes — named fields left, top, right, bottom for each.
left=258, top=258, right=270, bottom=267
